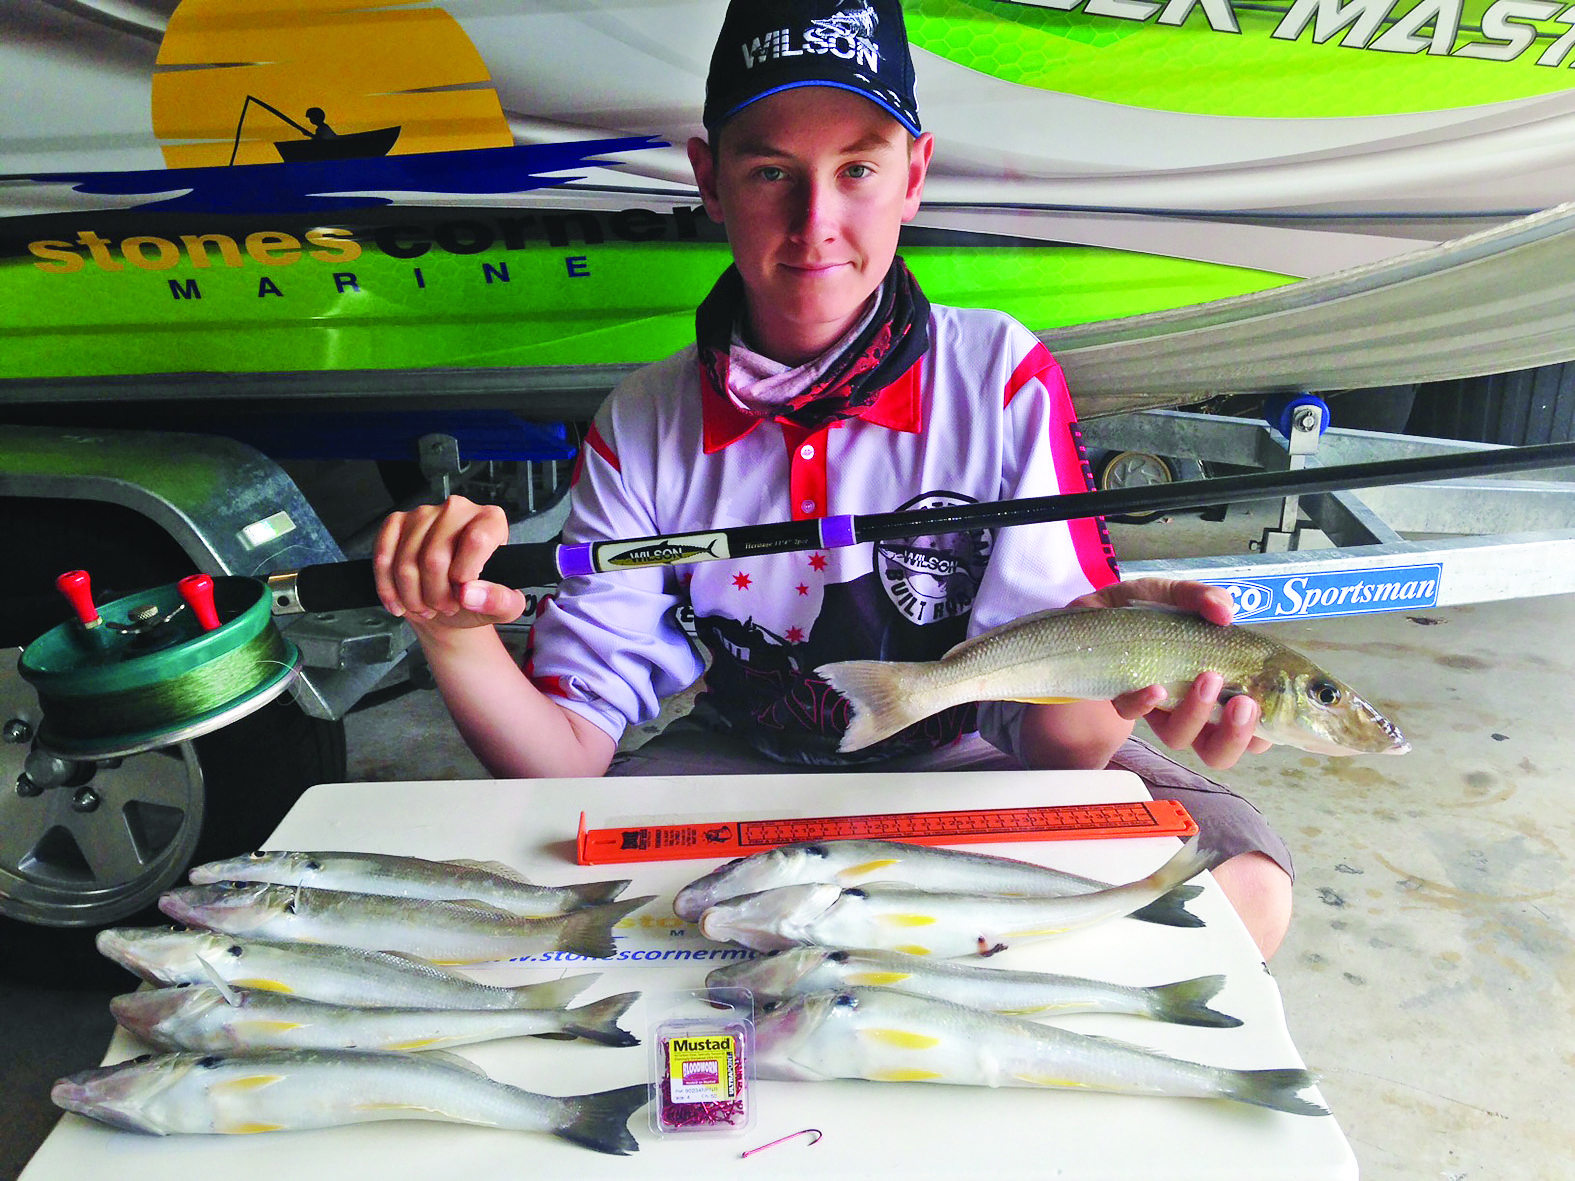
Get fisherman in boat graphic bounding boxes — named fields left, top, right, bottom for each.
left=229, top=96, right=402, bottom=166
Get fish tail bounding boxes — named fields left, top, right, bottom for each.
left=1144, top=975, right=1241, bottom=1028
left=1129, top=884, right=1205, bottom=928
left=1220, top=1067, right=1328, bottom=1117
left=509, top=972, right=599, bottom=1010
left=562, top=879, right=632, bottom=908
left=552, top=1083, right=649, bottom=1155
left=556, top=895, right=655, bottom=959
left=816, top=659, right=930, bottom=752
left=1144, top=834, right=1225, bottom=896
left=563, top=991, right=641, bottom=1047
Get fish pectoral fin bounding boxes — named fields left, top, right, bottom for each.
left=878, top=914, right=938, bottom=927
left=834, top=859, right=901, bottom=882
left=424, top=1049, right=488, bottom=1075
left=860, top=1028, right=943, bottom=1050
left=846, top=971, right=912, bottom=986
left=447, top=858, right=534, bottom=884
left=212, top=1075, right=286, bottom=1094
left=1004, top=696, right=1079, bottom=705
left=352, top=1101, right=468, bottom=1119
left=870, top=1068, right=945, bottom=1082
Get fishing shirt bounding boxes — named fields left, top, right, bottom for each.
left=525, top=303, right=1120, bottom=765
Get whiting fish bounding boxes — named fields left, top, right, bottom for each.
left=673, top=837, right=1201, bottom=928
left=817, top=604, right=1409, bottom=755
left=754, top=988, right=1327, bottom=1116
left=188, top=850, right=629, bottom=917
left=708, top=947, right=1240, bottom=1028
left=699, top=835, right=1217, bottom=956
left=96, top=928, right=600, bottom=1010
left=111, top=985, right=641, bottom=1052
left=157, top=884, right=654, bottom=964
left=51, top=1048, right=649, bottom=1153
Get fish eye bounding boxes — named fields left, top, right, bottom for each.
left=827, top=950, right=850, bottom=963
left=168, top=923, right=187, bottom=932
left=248, top=851, right=266, bottom=860
left=1309, top=680, right=1342, bottom=707
left=129, top=1054, right=154, bottom=1065
left=197, top=1056, right=223, bottom=1069
left=841, top=888, right=867, bottom=899
left=226, top=944, right=243, bottom=957
left=834, top=993, right=859, bottom=1009
left=304, top=859, right=322, bottom=871
left=759, top=999, right=783, bottom=1014
left=223, top=879, right=247, bottom=888
left=804, top=844, right=828, bottom=858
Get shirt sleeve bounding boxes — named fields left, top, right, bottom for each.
left=973, top=330, right=1120, bottom=761
left=524, top=402, right=707, bottom=744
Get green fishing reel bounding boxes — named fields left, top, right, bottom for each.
left=19, top=571, right=301, bottom=759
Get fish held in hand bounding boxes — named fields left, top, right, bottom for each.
left=673, top=837, right=1200, bottom=928
left=96, top=927, right=598, bottom=1010
left=754, top=987, right=1326, bottom=1116
left=708, top=948, right=1240, bottom=1028
left=157, top=884, right=654, bottom=964
left=111, top=985, right=642, bottom=1052
left=817, top=605, right=1408, bottom=756
left=51, top=1048, right=649, bottom=1153
left=699, top=835, right=1217, bottom=956
left=188, top=850, right=629, bottom=917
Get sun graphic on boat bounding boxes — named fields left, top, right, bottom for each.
left=151, top=0, right=513, bottom=169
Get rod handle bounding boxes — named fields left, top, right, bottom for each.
left=56, top=570, right=101, bottom=628
left=285, top=541, right=563, bottom=614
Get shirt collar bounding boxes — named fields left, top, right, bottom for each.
left=701, top=356, right=923, bottom=453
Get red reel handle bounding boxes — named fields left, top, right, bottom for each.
left=56, top=569, right=101, bottom=628
left=179, top=573, right=222, bottom=632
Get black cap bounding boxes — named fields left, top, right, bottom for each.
left=703, top=0, right=920, bottom=136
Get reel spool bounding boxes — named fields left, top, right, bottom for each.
left=19, top=571, right=301, bottom=759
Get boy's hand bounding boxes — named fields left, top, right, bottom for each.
left=373, top=496, right=526, bottom=629
left=1067, top=577, right=1271, bottom=769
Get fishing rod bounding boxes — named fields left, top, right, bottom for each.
left=274, top=437, right=1575, bottom=614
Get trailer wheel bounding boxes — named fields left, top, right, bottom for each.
left=0, top=499, right=346, bottom=985
left=1093, top=451, right=1207, bottom=523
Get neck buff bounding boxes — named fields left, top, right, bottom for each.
left=696, top=257, right=930, bottom=431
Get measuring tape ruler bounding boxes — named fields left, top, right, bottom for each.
left=575, top=800, right=1196, bottom=865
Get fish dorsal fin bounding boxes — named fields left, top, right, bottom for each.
left=423, top=1049, right=489, bottom=1075
left=446, top=859, right=534, bottom=884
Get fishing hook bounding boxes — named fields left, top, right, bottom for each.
left=740, top=1127, right=823, bottom=1158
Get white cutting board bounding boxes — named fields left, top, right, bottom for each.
left=22, top=769, right=1358, bottom=1181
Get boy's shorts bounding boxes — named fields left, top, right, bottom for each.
left=608, top=722, right=1293, bottom=881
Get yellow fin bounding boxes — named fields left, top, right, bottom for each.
left=1012, top=1073, right=1091, bottom=1089
left=879, top=914, right=937, bottom=927
left=893, top=945, right=932, bottom=956
left=386, top=1038, right=452, bottom=1051
left=860, top=1028, right=942, bottom=1049
left=1005, top=696, right=1079, bottom=705
left=212, top=1075, right=284, bottom=1094
left=836, top=859, right=900, bottom=882
left=871, top=1068, right=944, bottom=1082
left=233, top=979, right=293, bottom=993
left=846, top=971, right=911, bottom=986
left=238, top=1021, right=303, bottom=1035
left=220, top=1122, right=284, bottom=1134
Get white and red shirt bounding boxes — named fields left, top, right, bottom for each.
left=527, top=303, right=1118, bottom=764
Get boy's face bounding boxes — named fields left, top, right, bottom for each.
left=688, top=87, right=933, bottom=366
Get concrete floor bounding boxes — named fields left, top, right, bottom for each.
left=4, top=506, right=1573, bottom=1180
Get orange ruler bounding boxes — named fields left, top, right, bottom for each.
left=575, top=800, right=1196, bottom=865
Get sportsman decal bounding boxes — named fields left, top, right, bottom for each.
left=875, top=492, right=992, bottom=627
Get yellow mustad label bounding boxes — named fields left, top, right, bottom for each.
left=893, top=945, right=932, bottom=956
left=213, top=1075, right=283, bottom=1094
left=861, top=1028, right=942, bottom=1049
left=847, top=971, right=911, bottom=986
left=880, top=914, right=937, bottom=927
left=837, top=859, right=900, bottom=881
left=872, top=1068, right=945, bottom=1082
left=234, top=978, right=293, bottom=993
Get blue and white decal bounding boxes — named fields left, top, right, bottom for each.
left=1205, top=564, right=1442, bottom=621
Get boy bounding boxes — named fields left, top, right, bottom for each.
left=373, top=0, right=1293, bottom=957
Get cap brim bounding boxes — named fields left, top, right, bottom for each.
left=710, top=79, right=921, bottom=138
